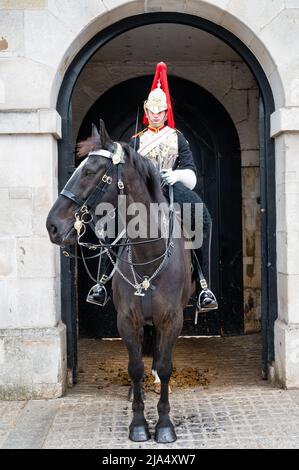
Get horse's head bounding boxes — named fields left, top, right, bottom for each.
left=46, top=120, right=120, bottom=246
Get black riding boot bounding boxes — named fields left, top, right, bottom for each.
left=162, top=182, right=218, bottom=312
left=86, top=249, right=113, bottom=307
left=196, top=282, right=218, bottom=311
left=195, top=218, right=218, bottom=312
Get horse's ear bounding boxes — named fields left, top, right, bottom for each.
left=91, top=123, right=99, bottom=137
left=99, top=119, right=114, bottom=150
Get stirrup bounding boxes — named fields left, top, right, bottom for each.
left=86, top=283, right=110, bottom=306
left=196, top=288, right=218, bottom=312
left=194, top=289, right=218, bottom=325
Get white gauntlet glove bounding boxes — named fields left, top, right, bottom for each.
left=160, top=168, right=179, bottom=186
left=161, top=168, right=196, bottom=190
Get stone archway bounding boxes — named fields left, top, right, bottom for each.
left=56, top=11, right=276, bottom=384
left=3, top=1, right=299, bottom=400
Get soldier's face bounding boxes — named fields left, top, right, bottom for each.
left=147, top=110, right=167, bottom=127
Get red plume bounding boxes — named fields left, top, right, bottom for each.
left=143, top=62, right=175, bottom=128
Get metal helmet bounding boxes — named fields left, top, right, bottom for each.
left=144, top=81, right=168, bottom=114
left=143, top=62, right=175, bottom=128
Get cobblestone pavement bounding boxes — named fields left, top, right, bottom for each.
left=1, top=334, right=299, bottom=449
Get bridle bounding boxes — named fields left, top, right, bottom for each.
left=59, top=142, right=175, bottom=296
left=61, top=142, right=125, bottom=223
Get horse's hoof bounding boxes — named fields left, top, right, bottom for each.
left=129, top=425, right=151, bottom=442
left=155, top=425, right=177, bottom=443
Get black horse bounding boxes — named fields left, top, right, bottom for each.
left=46, top=120, right=195, bottom=443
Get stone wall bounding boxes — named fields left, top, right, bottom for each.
left=0, top=116, right=66, bottom=398
left=0, top=0, right=299, bottom=393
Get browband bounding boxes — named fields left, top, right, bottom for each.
left=89, top=142, right=125, bottom=165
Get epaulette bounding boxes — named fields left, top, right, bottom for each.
left=175, top=129, right=189, bottom=144
left=132, top=129, right=146, bottom=138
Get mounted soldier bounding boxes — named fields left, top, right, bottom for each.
left=129, top=62, right=217, bottom=313
left=88, top=62, right=217, bottom=313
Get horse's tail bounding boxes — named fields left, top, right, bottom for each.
left=142, top=325, right=154, bottom=357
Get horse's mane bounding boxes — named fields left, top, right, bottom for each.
left=77, top=136, right=103, bottom=158
left=77, top=136, right=165, bottom=203
left=122, top=143, right=165, bottom=203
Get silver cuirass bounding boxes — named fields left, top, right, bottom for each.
left=139, top=128, right=178, bottom=171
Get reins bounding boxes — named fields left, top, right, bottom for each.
left=60, top=142, right=175, bottom=295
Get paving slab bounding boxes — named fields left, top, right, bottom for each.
left=1, top=334, right=299, bottom=449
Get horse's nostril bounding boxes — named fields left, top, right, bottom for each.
left=50, top=224, right=57, bottom=235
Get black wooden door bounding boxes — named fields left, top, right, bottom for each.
left=77, top=76, right=243, bottom=337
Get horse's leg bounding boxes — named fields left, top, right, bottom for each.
left=151, top=328, right=172, bottom=395
left=119, top=324, right=150, bottom=442
left=151, top=327, right=161, bottom=394
left=154, top=317, right=182, bottom=443
left=152, top=369, right=161, bottom=393
left=128, top=379, right=146, bottom=402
